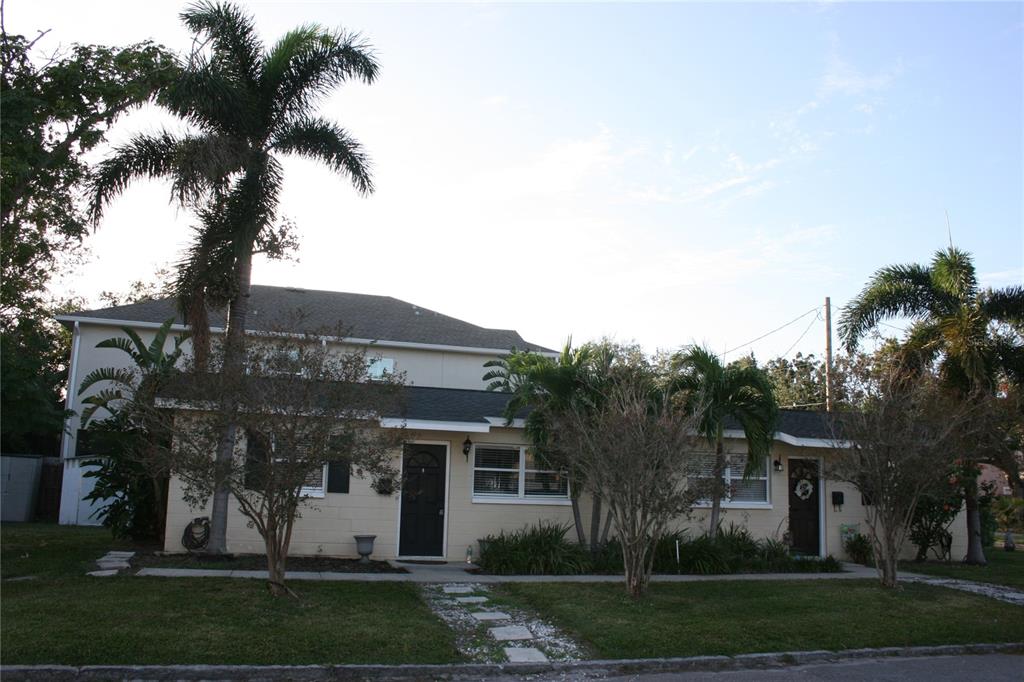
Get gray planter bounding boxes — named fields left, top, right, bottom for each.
left=354, top=534, right=377, bottom=563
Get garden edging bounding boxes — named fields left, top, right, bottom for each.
left=3, top=642, right=1021, bottom=681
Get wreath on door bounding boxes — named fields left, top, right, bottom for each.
left=794, top=478, right=814, bottom=501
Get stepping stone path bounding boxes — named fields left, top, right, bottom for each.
left=418, top=582, right=584, bottom=665
left=489, top=625, right=534, bottom=641
left=89, top=550, right=135, bottom=576
left=504, top=646, right=550, bottom=663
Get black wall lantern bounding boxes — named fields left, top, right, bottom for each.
left=462, top=436, right=473, bottom=459
left=832, top=490, right=844, bottom=512
left=773, top=459, right=783, bottom=473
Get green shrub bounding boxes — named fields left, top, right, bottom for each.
left=677, top=535, right=731, bottom=574
left=478, top=522, right=844, bottom=576
left=477, top=522, right=591, bottom=575
left=843, top=532, right=874, bottom=566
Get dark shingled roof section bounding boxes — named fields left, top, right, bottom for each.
left=158, top=379, right=831, bottom=439
left=402, top=386, right=528, bottom=423
left=725, top=409, right=833, bottom=441
left=64, top=285, right=553, bottom=353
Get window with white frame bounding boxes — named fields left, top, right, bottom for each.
left=244, top=430, right=326, bottom=498
left=367, top=357, right=395, bottom=380
left=695, top=453, right=769, bottom=505
left=472, top=445, right=569, bottom=501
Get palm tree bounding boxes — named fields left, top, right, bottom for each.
left=88, top=2, right=379, bottom=553
left=78, top=318, right=188, bottom=540
left=670, top=346, right=778, bottom=540
left=484, top=340, right=620, bottom=552
left=839, top=246, right=1024, bottom=564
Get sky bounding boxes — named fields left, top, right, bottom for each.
left=9, top=1, right=1023, bottom=360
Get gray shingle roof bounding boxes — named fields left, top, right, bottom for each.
left=63, top=285, right=553, bottom=353
left=725, top=409, right=833, bottom=441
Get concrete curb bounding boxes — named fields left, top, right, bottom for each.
left=3, top=642, right=1022, bottom=680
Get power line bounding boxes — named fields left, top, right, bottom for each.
left=781, top=312, right=822, bottom=358
left=723, top=306, right=821, bottom=356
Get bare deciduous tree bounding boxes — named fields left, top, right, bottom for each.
left=154, top=324, right=404, bottom=596
left=827, top=366, right=981, bottom=588
left=550, top=364, right=706, bottom=597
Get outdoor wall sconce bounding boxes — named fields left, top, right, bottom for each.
left=462, top=436, right=473, bottom=459
left=773, top=459, right=783, bottom=473
left=832, top=491, right=844, bottom=512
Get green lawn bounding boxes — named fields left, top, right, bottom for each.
left=0, top=523, right=460, bottom=665
left=495, top=581, right=1024, bottom=660
left=902, top=550, right=1024, bottom=590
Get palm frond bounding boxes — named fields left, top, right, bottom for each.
left=980, top=285, right=1024, bottom=328
left=271, top=116, right=373, bottom=195
left=78, top=368, right=137, bottom=396
left=94, top=337, right=142, bottom=364
left=930, top=247, right=978, bottom=303
left=89, top=131, right=192, bottom=224
left=838, top=263, right=945, bottom=352
left=180, top=1, right=263, bottom=87
left=263, top=27, right=378, bottom=125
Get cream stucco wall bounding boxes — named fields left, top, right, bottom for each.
left=163, top=427, right=586, bottom=561
left=163, top=429, right=969, bottom=563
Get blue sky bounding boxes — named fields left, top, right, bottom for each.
left=12, top=1, right=1023, bottom=359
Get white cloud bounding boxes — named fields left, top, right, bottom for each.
left=819, top=53, right=903, bottom=98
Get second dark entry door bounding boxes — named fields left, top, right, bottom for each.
left=399, top=443, right=446, bottom=557
left=788, top=458, right=821, bottom=556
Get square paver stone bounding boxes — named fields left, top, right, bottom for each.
left=87, top=570, right=118, bottom=577
left=104, top=551, right=135, bottom=558
left=504, top=647, right=549, bottom=663
left=471, top=611, right=510, bottom=621
left=455, top=596, right=488, bottom=604
left=96, top=561, right=130, bottom=570
left=489, top=625, right=533, bottom=641
left=442, top=585, right=474, bottom=594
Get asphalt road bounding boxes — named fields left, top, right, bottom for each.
left=500, top=654, right=1024, bottom=682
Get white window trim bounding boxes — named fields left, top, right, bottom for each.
left=300, top=463, right=328, bottom=499
left=470, top=444, right=571, bottom=505
left=256, top=432, right=327, bottom=499
left=693, top=453, right=772, bottom=510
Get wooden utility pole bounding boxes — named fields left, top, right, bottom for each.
left=824, top=296, right=833, bottom=412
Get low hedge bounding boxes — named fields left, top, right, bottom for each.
left=478, top=522, right=843, bottom=576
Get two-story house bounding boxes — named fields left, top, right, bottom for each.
left=57, top=285, right=969, bottom=562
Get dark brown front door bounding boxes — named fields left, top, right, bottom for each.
left=399, top=444, right=446, bottom=557
left=788, top=458, right=820, bottom=556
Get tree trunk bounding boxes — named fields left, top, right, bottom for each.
left=206, top=245, right=255, bottom=555
left=963, top=475, right=988, bottom=565
left=589, top=495, right=603, bottom=555
left=600, top=509, right=614, bottom=546
left=622, top=539, right=650, bottom=598
left=151, top=476, right=167, bottom=544
left=707, top=438, right=726, bottom=540
left=570, top=492, right=587, bottom=546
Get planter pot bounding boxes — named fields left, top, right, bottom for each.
left=354, top=534, right=377, bottom=563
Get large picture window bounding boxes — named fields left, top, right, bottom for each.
left=472, top=445, right=569, bottom=503
left=695, top=453, right=769, bottom=507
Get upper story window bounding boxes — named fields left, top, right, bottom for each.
left=472, top=444, right=569, bottom=503
left=367, top=357, right=395, bottom=380
left=695, top=453, right=769, bottom=506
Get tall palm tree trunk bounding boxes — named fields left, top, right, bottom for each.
left=963, top=473, right=987, bottom=565
left=707, top=437, right=725, bottom=540
left=206, top=243, right=255, bottom=555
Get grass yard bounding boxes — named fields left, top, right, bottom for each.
left=902, top=550, right=1024, bottom=590
left=495, top=581, right=1024, bottom=660
left=0, top=523, right=460, bottom=665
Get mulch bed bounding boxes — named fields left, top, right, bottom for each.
left=131, top=552, right=407, bottom=573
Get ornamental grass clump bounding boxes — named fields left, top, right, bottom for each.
left=477, top=522, right=591, bottom=575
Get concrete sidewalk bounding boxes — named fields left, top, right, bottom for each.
left=134, top=560, right=881, bottom=583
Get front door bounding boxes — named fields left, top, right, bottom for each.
left=788, top=458, right=821, bottom=556
left=399, top=443, right=446, bottom=557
